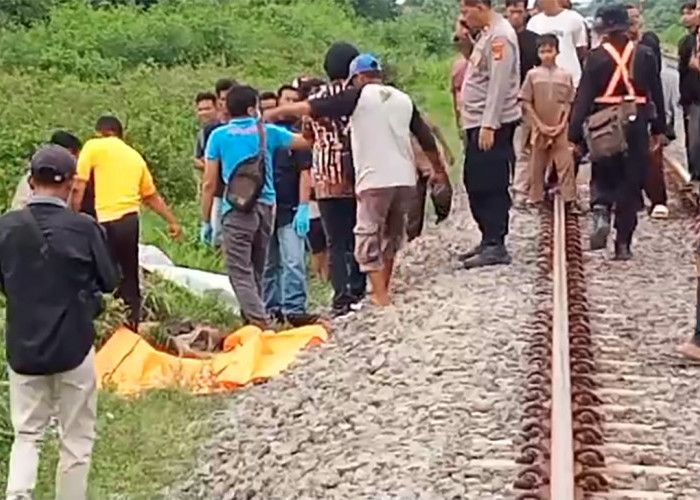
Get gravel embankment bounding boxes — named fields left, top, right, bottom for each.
left=584, top=203, right=700, bottom=499
left=171, top=190, right=540, bottom=500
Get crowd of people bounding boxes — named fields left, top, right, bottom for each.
left=2, top=0, right=700, bottom=498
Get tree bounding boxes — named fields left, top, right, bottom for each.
left=345, top=0, right=400, bottom=20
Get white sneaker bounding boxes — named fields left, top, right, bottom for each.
left=651, top=205, right=669, bottom=219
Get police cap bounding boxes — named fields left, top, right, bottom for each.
left=593, top=4, right=631, bottom=34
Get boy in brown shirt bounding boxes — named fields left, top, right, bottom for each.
left=519, top=34, right=576, bottom=206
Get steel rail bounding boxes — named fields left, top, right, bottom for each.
left=550, top=195, right=575, bottom=500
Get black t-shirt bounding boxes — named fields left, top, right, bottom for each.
left=640, top=31, right=662, bottom=75
left=273, top=122, right=311, bottom=227
left=518, top=29, right=540, bottom=84
left=201, top=121, right=226, bottom=197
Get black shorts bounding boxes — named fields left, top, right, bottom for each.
left=307, top=218, right=327, bottom=254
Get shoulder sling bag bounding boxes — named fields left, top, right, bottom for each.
left=584, top=42, right=644, bottom=162
left=225, top=120, right=267, bottom=213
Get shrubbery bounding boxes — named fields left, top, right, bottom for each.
left=0, top=0, right=453, bottom=211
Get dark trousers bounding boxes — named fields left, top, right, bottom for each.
left=590, top=120, right=648, bottom=245
left=463, top=123, right=516, bottom=246
left=102, top=213, right=140, bottom=330
left=318, top=198, right=366, bottom=310
left=643, top=146, right=668, bottom=208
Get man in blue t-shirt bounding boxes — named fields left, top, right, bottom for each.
left=261, top=85, right=320, bottom=327
left=202, top=85, right=311, bottom=329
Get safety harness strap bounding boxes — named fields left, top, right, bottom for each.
left=594, top=41, right=647, bottom=104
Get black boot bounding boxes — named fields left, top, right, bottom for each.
left=462, top=244, right=512, bottom=269
left=458, top=243, right=484, bottom=262
left=613, top=240, right=633, bottom=261
left=590, top=205, right=611, bottom=251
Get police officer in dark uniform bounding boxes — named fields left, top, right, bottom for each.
left=569, top=3, right=665, bottom=260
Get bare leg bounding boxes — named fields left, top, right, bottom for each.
left=311, top=251, right=329, bottom=281
left=368, top=269, right=390, bottom=306
left=384, top=256, right=395, bottom=291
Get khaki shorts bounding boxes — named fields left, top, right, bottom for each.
left=354, top=186, right=413, bottom=272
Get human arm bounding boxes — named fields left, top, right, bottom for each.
left=647, top=52, right=667, bottom=143
left=482, top=37, right=516, bottom=131
left=265, top=88, right=362, bottom=123
left=293, top=153, right=313, bottom=237
left=568, top=58, right=596, bottom=145
left=89, top=222, right=120, bottom=293
left=410, top=105, right=448, bottom=183
left=137, top=165, right=181, bottom=239
left=71, top=143, right=94, bottom=212
left=574, top=16, right=589, bottom=64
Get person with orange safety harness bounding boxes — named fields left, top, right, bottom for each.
left=569, top=3, right=665, bottom=260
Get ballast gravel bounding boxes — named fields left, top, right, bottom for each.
left=170, top=190, right=540, bottom=500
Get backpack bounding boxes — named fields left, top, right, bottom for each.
left=224, top=120, right=267, bottom=213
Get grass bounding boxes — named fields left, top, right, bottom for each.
left=29, top=390, right=225, bottom=500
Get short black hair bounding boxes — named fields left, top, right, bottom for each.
left=277, top=85, right=298, bottom=98
left=215, top=78, right=238, bottom=97
left=298, top=78, right=326, bottom=99
left=259, top=91, right=278, bottom=103
left=681, top=2, right=695, bottom=12
left=195, top=91, right=217, bottom=105
left=505, top=0, right=526, bottom=8
left=95, top=115, right=123, bottom=138
left=226, top=85, right=259, bottom=118
left=49, top=130, right=82, bottom=154
left=537, top=33, right=560, bottom=51
left=462, top=0, right=492, bottom=7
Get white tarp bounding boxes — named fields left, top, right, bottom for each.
left=138, top=244, right=239, bottom=311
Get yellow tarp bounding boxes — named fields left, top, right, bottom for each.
left=96, top=325, right=328, bottom=395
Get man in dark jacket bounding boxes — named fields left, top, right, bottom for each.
left=0, top=145, right=119, bottom=500
left=570, top=4, right=665, bottom=260
left=678, top=4, right=700, bottom=180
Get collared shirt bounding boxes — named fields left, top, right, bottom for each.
left=461, top=15, right=522, bottom=130
left=304, top=81, right=356, bottom=199
left=205, top=117, right=295, bottom=216
left=520, top=65, right=575, bottom=127
left=76, top=137, right=156, bottom=223
left=0, top=198, right=119, bottom=375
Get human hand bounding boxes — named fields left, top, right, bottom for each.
left=293, top=203, right=311, bottom=237
left=650, top=134, right=664, bottom=152
left=569, top=142, right=581, bottom=157
left=168, top=221, right=183, bottom=241
left=199, top=222, right=212, bottom=245
left=478, top=127, right=495, bottom=150
left=539, top=124, right=559, bottom=137
left=690, top=56, right=700, bottom=71
left=430, top=168, right=450, bottom=186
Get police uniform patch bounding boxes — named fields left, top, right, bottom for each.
left=492, top=40, right=505, bottom=61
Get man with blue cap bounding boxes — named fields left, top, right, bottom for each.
left=266, top=52, right=449, bottom=307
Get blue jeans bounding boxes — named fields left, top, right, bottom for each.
left=263, top=223, right=307, bottom=315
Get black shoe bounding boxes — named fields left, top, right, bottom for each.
left=462, top=245, right=512, bottom=269
left=613, top=242, right=633, bottom=261
left=458, top=243, right=484, bottom=262
left=285, top=312, right=321, bottom=328
left=590, top=206, right=611, bottom=251
left=331, top=305, right=355, bottom=319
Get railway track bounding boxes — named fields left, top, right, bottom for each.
left=513, top=172, right=700, bottom=500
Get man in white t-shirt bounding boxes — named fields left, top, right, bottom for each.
left=527, top=0, right=588, bottom=87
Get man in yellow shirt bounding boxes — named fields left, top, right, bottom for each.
left=71, top=116, right=181, bottom=330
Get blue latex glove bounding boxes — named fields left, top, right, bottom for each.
left=293, top=203, right=311, bottom=237
left=200, top=221, right=213, bottom=245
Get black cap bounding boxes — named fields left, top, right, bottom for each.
left=323, top=42, right=360, bottom=81
left=30, top=145, right=77, bottom=183
left=594, top=4, right=631, bottom=34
